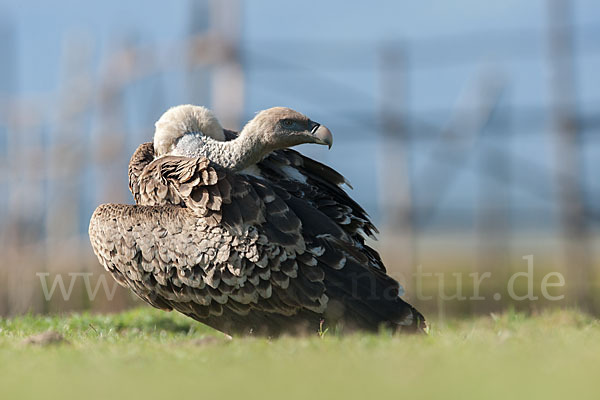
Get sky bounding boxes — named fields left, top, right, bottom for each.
left=0, top=0, right=598, bottom=232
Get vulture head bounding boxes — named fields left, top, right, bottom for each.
left=154, top=104, right=225, bottom=157
left=243, top=107, right=333, bottom=150
left=153, top=105, right=333, bottom=171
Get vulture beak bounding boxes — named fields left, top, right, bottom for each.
left=310, top=122, right=333, bottom=149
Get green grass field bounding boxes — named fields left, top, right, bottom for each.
left=1, top=307, right=598, bottom=400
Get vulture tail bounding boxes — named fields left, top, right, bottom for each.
left=321, top=259, right=427, bottom=334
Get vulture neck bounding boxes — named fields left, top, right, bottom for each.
left=175, top=127, right=270, bottom=171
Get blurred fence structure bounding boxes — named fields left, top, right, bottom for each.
left=0, top=0, right=598, bottom=318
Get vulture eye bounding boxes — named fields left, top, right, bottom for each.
left=282, top=119, right=294, bottom=127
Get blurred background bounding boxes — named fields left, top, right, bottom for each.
left=0, top=0, right=598, bottom=320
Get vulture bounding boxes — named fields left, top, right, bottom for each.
left=89, top=105, right=426, bottom=336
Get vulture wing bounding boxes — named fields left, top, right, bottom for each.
left=223, top=129, right=388, bottom=275
left=89, top=141, right=426, bottom=336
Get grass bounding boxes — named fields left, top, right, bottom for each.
left=1, top=307, right=599, bottom=400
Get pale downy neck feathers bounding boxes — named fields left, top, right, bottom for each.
left=154, top=106, right=294, bottom=172
left=171, top=128, right=267, bottom=171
